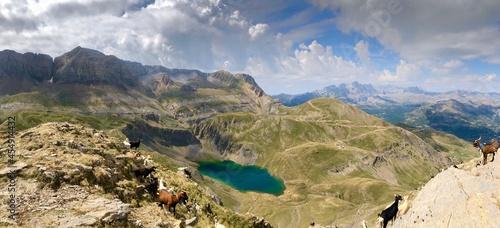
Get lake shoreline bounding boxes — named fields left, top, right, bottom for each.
left=197, top=160, right=286, bottom=196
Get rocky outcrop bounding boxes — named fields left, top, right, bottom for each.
left=146, top=73, right=176, bottom=95
left=193, top=119, right=242, bottom=156
left=238, top=73, right=266, bottom=97
left=393, top=160, right=500, bottom=227
left=59, top=198, right=130, bottom=228
left=209, top=70, right=240, bottom=88
left=122, top=120, right=200, bottom=148
left=180, top=84, right=197, bottom=92
left=252, top=216, right=273, bottom=228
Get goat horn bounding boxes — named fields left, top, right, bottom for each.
left=479, top=136, right=482, bottom=140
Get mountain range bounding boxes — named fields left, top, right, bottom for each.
left=273, top=81, right=500, bottom=107
left=0, top=46, right=278, bottom=122
left=0, top=47, right=486, bottom=227
left=273, top=82, right=500, bottom=141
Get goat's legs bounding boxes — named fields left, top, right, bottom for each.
left=492, top=152, right=495, bottom=162
left=483, top=153, right=488, bottom=165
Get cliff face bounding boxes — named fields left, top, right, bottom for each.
left=192, top=118, right=243, bottom=156
left=0, top=50, right=53, bottom=94
left=122, top=120, right=200, bottom=148
left=393, top=159, right=500, bottom=227
left=239, top=73, right=265, bottom=97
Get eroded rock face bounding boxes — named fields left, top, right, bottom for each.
left=0, top=50, right=53, bottom=94
left=53, top=46, right=138, bottom=87
left=393, top=162, right=500, bottom=227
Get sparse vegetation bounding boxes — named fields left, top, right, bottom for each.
left=5, top=111, right=127, bottom=131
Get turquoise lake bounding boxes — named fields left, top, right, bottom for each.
left=197, top=160, right=285, bottom=196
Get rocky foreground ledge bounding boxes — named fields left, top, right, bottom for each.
left=0, top=122, right=271, bottom=227
left=393, top=159, right=500, bottom=227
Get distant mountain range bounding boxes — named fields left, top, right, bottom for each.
left=272, top=82, right=500, bottom=141
left=273, top=81, right=500, bottom=107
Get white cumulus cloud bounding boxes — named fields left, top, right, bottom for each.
left=354, top=40, right=370, bottom=67
left=248, top=23, right=269, bottom=40
left=483, top=73, right=497, bottom=82
left=279, top=40, right=364, bottom=81
left=379, top=60, right=419, bottom=82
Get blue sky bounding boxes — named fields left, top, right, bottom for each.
left=1, top=0, right=500, bottom=95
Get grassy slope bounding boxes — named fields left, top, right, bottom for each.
left=196, top=98, right=478, bottom=227
left=6, top=111, right=128, bottom=131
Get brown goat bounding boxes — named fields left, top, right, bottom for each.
left=158, top=190, right=189, bottom=216
left=473, top=137, right=499, bottom=165
left=126, top=151, right=142, bottom=159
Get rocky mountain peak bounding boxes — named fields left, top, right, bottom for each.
left=64, top=46, right=106, bottom=58
left=337, top=81, right=377, bottom=95
left=209, top=70, right=240, bottom=87
left=53, top=46, right=138, bottom=87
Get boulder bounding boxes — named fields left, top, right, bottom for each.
left=186, top=216, right=199, bottom=226
left=83, top=198, right=131, bottom=223
left=393, top=162, right=500, bottom=227
left=59, top=215, right=97, bottom=228
left=0, top=162, right=28, bottom=176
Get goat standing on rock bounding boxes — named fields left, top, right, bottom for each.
left=377, top=194, right=402, bottom=228
left=473, top=136, right=499, bottom=165
left=130, top=140, right=141, bottom=150
left=158, top=190, right=189, bottom=217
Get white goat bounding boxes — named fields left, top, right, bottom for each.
left=123, top=138, right=130, bottom=148
left=158, top=177, right=167, bottom=191
left=193, top=198, right=202, bottom=215
left=143, top=155, right=153, bottom=166
left=214, top=216, right=225, bottom=228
